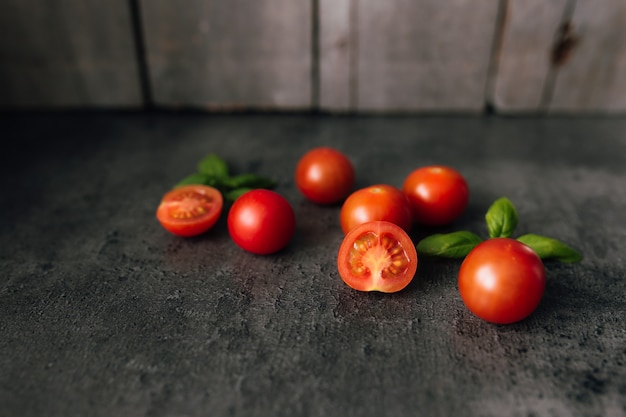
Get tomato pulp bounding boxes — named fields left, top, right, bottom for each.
left=295, top=147, right=355, bottom=205
left=227, top=189, right=296, bottom=255
left=156, top=184, right=223, bottom=237
left=340, top=184, right=414, bottom=234
left=402, top=165, right=469, bottom=226
left=458, top=238, right=546, bottom=324
left=337, top=221, right=418, bottom=293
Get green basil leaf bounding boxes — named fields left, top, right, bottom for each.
left=223, top=174, right=276, bottom=190
left=225, top=187, right=253, bottom=201
left=416, top=231, right=483, bottom=259
left=485, top=197, right=518, bottom=238
left=517, top=233, right=583, bottom=263
left=197, top=154, right=229, bottom=180
left=175, top=172, right=219, bottom=188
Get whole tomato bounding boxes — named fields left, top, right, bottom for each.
left=458, top=238, right=546, bottom=324
left=340, top=184, right=413, bottom=234
left=227, top=189, right=295, bottom=255
left=402, top=165, right=469, bottom=226
left=295, top=147, right=355, bottom=205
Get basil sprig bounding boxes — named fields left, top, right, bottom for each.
left=416, top=197, right=582, bottom=263
left=175, top=153, right=276, bottom=200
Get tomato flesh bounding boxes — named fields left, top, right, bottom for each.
left=156, top=185, right=223, bottom=237
left=338, top=221, right=418, bottom=293
left=458, top=238, right=546, bottom=324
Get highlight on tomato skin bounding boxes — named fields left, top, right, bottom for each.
left=337, top=220, right=418, bottom=293
left=156, top=184, right=224, bottom=237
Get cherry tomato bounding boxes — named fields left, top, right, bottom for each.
left=402, top=165, right=469, bottom=226
left=227, top=189, right=296, bottom=255
left=156, top=184, right=223, bottom=237
left=295, top=147, right=355, bottom=205
left=337, top=220, right=418, bottom=293
left=458, top=238, right=546, bottom=324
left=340, top=184, right=413, bottom=234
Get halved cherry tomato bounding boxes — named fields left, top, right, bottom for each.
left=337, top=220, right=418, bottom=293
left=340, top=184, right=414, bottom=234
left=458, top=238, right=546, bottom=324
left=402, top=165, right=469, bottom=226
left=295, top=147, right=355, bottom=205
left=156, top=184, right=223, bottom=237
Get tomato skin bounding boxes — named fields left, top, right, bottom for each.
left=458, top=238, right=546, bottom=324
left=156, top=184, right=223, bottom=237
left=340, top=184, right=414, bottom=234
left=227, top=189, right=296, bottom=255
left=337, top=221, right=418, bottom=293
left=295, top=147, right=355, bottom=205
left=402, top=165, right=469, bottom=226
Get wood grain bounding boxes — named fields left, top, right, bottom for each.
left=0, top=0, right=141, bottom=108
left=355, top=0, right=499, bottom=112
left=319, top=0, right=353, bottom=111
left=490, top=0, right=568, bottom=112
left=140, top=0, right=311, bottom=110
left=550, top=0, right=626, bottom=113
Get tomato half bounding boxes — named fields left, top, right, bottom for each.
left=458, top=238, right=546, bottom=324
left=337, top=221, right=418, bottom=293
left=340, top=184, right=414, bottom=234
left=156, top=184, right=223, bottom=237
left=295, top=147, right=355, bottom=205
left=227, top=189, right=296, bottom=255
left=402, top=165, right=469, bottom=226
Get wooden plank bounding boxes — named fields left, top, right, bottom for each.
left=355, top=0, right=499, bottom=112
left=0, top=0, right=142, bottom=109
left=319, top=0, right=352, bottom=111
left=550, top=0, right=626, bottom=113
left=491, top=0, right=568, bottom=113
left=141, top=0, right=311, bottom=110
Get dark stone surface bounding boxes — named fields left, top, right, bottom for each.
left=1, top=112, right=625, bottom=417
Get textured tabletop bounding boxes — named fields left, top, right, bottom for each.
left=1, top=112, right=625, bottom=417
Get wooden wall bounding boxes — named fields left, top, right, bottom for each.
left=1, top=0, right=625, bottom=113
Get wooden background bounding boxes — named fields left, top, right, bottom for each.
left=1, top=0, right=625, bottom=113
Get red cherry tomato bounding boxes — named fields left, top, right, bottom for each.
left=227, top=189, right=296, bottom=255
left=156, top=184, right=223, bottom=237
left=402, top=165, right=469, bottom=226
left=340, top=184, right=413, bottom=234
left=458, top=238, right=546, bottom=324
left=337, top=220, right=418, bottom=293
left=295, top=147, right=355, bottom=205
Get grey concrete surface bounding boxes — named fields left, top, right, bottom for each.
left=1, top=112, right=625, bottom=417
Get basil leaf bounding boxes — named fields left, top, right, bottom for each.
left=223, top=174, right=276, bottom=190
left=175, top=172, right=219, bottom=188
left=225, top=187, right=253, bottom=201
left=517, top=233, right=583, bottom=263
left=197, top=154, right=229, bottom=180
left=485, top=197, right=518, bottom=238
left=417, top=231, right=483, bottom=259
